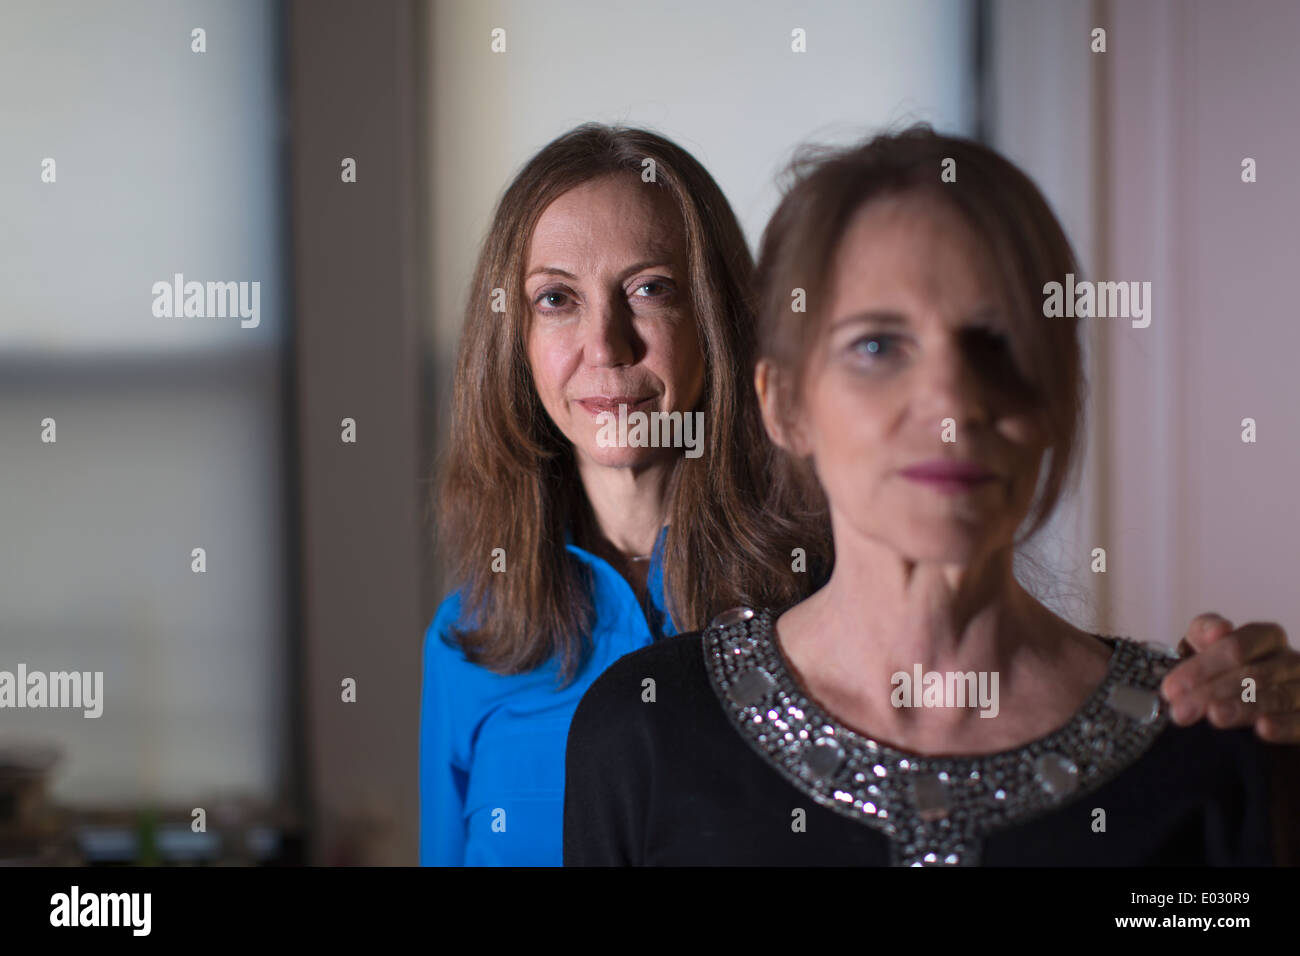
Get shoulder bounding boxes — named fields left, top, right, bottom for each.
left=1149, top=719, right=1267, bottom=773
left=1102, top=636, right=1267, bottom=779
left=597, top=629, right=706, bottom=683
left=423, top=590, right=470, bottom=658
left=568, top=631, right=709, bottom=748
left=576, top=631, right=707, bottom=711
left=1102, top=636, right=1270, bottom=773
left=422, top=591, right=475, bottom=678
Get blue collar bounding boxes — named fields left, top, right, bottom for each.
left=564, top=525, right=675, bottom=638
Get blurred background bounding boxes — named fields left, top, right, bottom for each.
left=1, top=0, right=1296, bottom=865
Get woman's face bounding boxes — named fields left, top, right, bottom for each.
left=786, top=192, right=1047, bottom=565
left=525, top=173, right=705, bottom=471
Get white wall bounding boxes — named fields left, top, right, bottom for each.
left=0, top=0, right=290, bottom=809
left=989, top=0, right=1300, bottom=646
left=1103, top=0, right=1300, bottom=645
left=987, top=0, right=1104, bottom=627
left=425, top=0, right=977, bottom=375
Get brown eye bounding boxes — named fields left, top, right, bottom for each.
left=631, top=280, right=673, bottom=299
left=535, top=289, right=572, bottom=310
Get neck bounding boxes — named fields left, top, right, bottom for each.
left=777, top=512, right=1102, bottom=749
left=573, top=454, right=672, bottom=561
left=814, top=538, right=1035, bottom=676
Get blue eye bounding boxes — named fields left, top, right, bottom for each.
left=853, top=334, right=897, bottom=358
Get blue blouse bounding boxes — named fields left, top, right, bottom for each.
left=419, top=528, right=675, bottom=866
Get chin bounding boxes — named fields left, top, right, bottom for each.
left=885, top=517, right=1001, bottom=565
left=575, top=442, right=674, bottom=470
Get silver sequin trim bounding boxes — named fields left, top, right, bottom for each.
left=702, top=607, right=1175, bottom=866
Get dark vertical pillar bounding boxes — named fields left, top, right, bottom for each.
left=286, top=0, right=424, bottom=865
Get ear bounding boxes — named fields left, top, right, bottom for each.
left=754, top=358, right=811, bottom=456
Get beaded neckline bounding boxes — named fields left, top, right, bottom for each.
left=701, top=607, right=1179, bottom=866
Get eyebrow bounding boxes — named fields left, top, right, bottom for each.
left=526, top=266, right=577, bottom=280
left=829, top=305, right=1001, bottom=330
left=828, top=310, right=908, bottom=330
left=525, top=259, right=677, bottom=282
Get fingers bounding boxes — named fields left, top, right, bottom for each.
left=1181, top=613, right=1234, bottom=654
left=1199, top=680, right=1300, bottom=729
left=1162, top=623, right=1300, bottom=741
left=1164, top=691, right=1253, bottom=729
left=1200, top=655, right=1300, bottom=711
left=1161, top=621, right=1290, bottom=701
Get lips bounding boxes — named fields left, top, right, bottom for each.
left=899, top=459, right=998, bottom=492
left=577, top=395, right=656, bottom=415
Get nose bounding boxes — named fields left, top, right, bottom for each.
left=915, top=336, right=991, bottom=433
left=582, top=293, right=639, bottom=368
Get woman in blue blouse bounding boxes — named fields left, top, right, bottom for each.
left=421, top=125, right=811, bottom=865
left=422, top=124, right=1300, bottom=866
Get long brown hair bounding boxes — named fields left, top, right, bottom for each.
left=437, top=124, right=815, bottom=683
left=755, top=125, right=1086, bottom=546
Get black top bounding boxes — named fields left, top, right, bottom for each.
left=564, top=610, right=1294, bottom=866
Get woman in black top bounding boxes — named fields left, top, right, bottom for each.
left=563, top=128, right=1297, bottom=866
left=564, top=617, right=1283, bottom=865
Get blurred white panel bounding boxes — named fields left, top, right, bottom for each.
left=0, top=0, right=286, bottom=355
left=0, top=0, right=289, bottom=810
left=987, top=0, right=1104, bottom=628
left=0, top=363, right=290, bottom=807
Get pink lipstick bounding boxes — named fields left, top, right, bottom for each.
left=899, top=459, right=998, bottom=493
